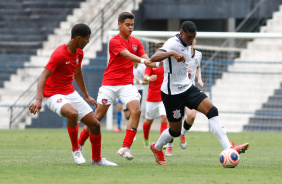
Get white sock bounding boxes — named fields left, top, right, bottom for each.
left=181, top=125, right=187, bottom=136
left=209, top=116, right=231, bottom=149
left=155, top=128, right=173, bottom=151
left=167, top=143, right=173, bottom=148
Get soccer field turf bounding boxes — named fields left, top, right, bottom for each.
left=0, top=129, right=281, bottom=184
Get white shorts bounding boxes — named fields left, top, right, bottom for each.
left=97, top=85, right=141, bottom=108
left=45, top=91, right=93, bottom=121
left=145, top=101, right=166, bottom=120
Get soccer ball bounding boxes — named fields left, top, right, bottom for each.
left=219, top=149, right=240, bottom=168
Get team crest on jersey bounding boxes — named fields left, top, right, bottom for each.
left=102, top=99, right=108, bottom=105
left=173, top=109, right=181, bottom=119
left=76, top=57, right=79, bottom=64
left=57, top=98, right=62, bottom=103
left=132, top=45, right=137, bottom=52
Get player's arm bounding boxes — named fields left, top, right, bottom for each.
left=74, top=67, right=97, bottom=107
left=144, top=74, right=157, bottom=82
left=119, top=50, right=151, bottom=65
left=29, top=68, right=52, bottom=115
left=151, top=49, right=185, bottom=63
left=196, top=67, right=204, bottom=88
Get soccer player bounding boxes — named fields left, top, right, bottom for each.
left=142, top=41, right=173, bottom=156
left=179, top=38, right=204, bottom=149
left=78, top=12, right=153, bottom=161
left=29, top=23, right=117, bottom=166
left=149, top=21, right=249, bottom=165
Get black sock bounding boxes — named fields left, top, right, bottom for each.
left=183, top=119, right=192, bottom=131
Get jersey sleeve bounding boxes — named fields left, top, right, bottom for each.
left=109, top=37, right=126, bottom=56
left=144, top=66, right=152, bottom=76
left=45, top=50, right=64, bottom=72
left=159, top=37, right=176, bottom=53
left=136, top=39, right=146, bottom=57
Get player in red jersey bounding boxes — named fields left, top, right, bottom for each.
left=142, top=42, right=173, bottom=154
left=29, top=23, right=117, bottom=166
left=78, top=12, right=158, bottom=161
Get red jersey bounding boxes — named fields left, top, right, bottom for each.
left=101, top=34, right=146, bottom=86
left=145, top=67, right=164, bottom=102
left=43, top=44, right=83, bottom=97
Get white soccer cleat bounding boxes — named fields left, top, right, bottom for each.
left=117, top=147, right=133, bottom=160
left=91, top=158, right=117, bottom=166
left=179, top=135, right=187, bottom=149
left=72, top=149, right=86, bottom=165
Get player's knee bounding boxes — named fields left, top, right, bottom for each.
left=88, top=122, right=100, bottom=131
left=131, top=108, right=141, bottom=117
left=67, top=109, right=79, bottom=121
left=206, top=106, right=218, bottom=119
left=168, top=128, right=181, bottom=138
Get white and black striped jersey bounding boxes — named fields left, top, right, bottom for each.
left=189, top=50, right=202, bottom=85
left=160, top=34, right=193, bottom=95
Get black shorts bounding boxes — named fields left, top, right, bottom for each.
left=161, top=85, right=207, bottom=122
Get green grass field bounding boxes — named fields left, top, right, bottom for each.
left=0, top=129, right=281, bottom=184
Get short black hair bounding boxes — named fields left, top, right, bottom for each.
left=181, top=21, right=197, bottom=33
left=71, top=23, right=91, bottom=39
left=118, top=12, right=134, bottom=23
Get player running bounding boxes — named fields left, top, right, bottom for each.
left=29, top=23, right=117, bottom=166
left=149, top=21, right=249, bottom=165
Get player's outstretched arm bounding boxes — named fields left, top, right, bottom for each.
left=29, top=69, right=52, bottom=115
left=119, top=50, right=150, bottom=64
left=144, top=74, right=157, bottom=82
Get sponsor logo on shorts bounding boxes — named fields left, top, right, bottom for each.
left=57, top=98, right=62, bottom=103
left=102, top=99, right=108, bottom=105
left=173, top=109, right=181, bottom=119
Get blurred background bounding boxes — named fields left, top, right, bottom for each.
left=1, top=0, right=282, bottom=133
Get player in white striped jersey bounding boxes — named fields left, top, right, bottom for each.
left=149, top=21, right=249, bottom=165
left=179, top=38, right=204, bottom=149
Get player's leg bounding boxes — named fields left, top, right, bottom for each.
left=143, top=119, right=153, bottom=148
left=114, top=101, right=123, bottom=132
left=197, top=96, right=249, bottom=153
left=117, top=85, right=141, bottom=160
left=81, top=112, right=117, bottom=166
left=45, top=93, right=85, bottom=165
left=150, top=92, right=184, bottom=165
left=179, top=107, right=197, bottom=149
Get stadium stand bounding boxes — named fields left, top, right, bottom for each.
left=0, top=0, right=143, bottom=128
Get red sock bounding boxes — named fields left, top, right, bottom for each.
left=78, top=128, right=89, bottom=146
left=143, top=121, right=151, bottom=140
left=122, top=129, right=137, bottom=148
left=160, top=122, right=168, bottom=134
left=89, top=133, right=102, bottom=162
left=67, top=125, right=80, bottom=151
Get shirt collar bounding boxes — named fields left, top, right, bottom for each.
left=176, top=34, right=187, bottom=47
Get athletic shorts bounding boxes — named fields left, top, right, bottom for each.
left=123, top=89, right=143, bottom=111
left=97, top=85, right=141, bottom=108
left=161, top=85, right=207, bottom=122
left=45, top=91, right=93, bottom=121
left=145, top=101, right=166, bottom=120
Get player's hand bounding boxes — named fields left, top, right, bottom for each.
left=29, top=99, right=42, bottom=115
left=158, top=61, right=164, bottom=68
left=85, top=95, right=98, bottom=108
left=198, top=80, right=204, bottom=88
left=144, top=59, right=152, bottom=66
left=172, top=51, right=185, bottom=63
left=135, top=78, right=140, bottom=84
left=150, top=75, right=157, bottom=81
